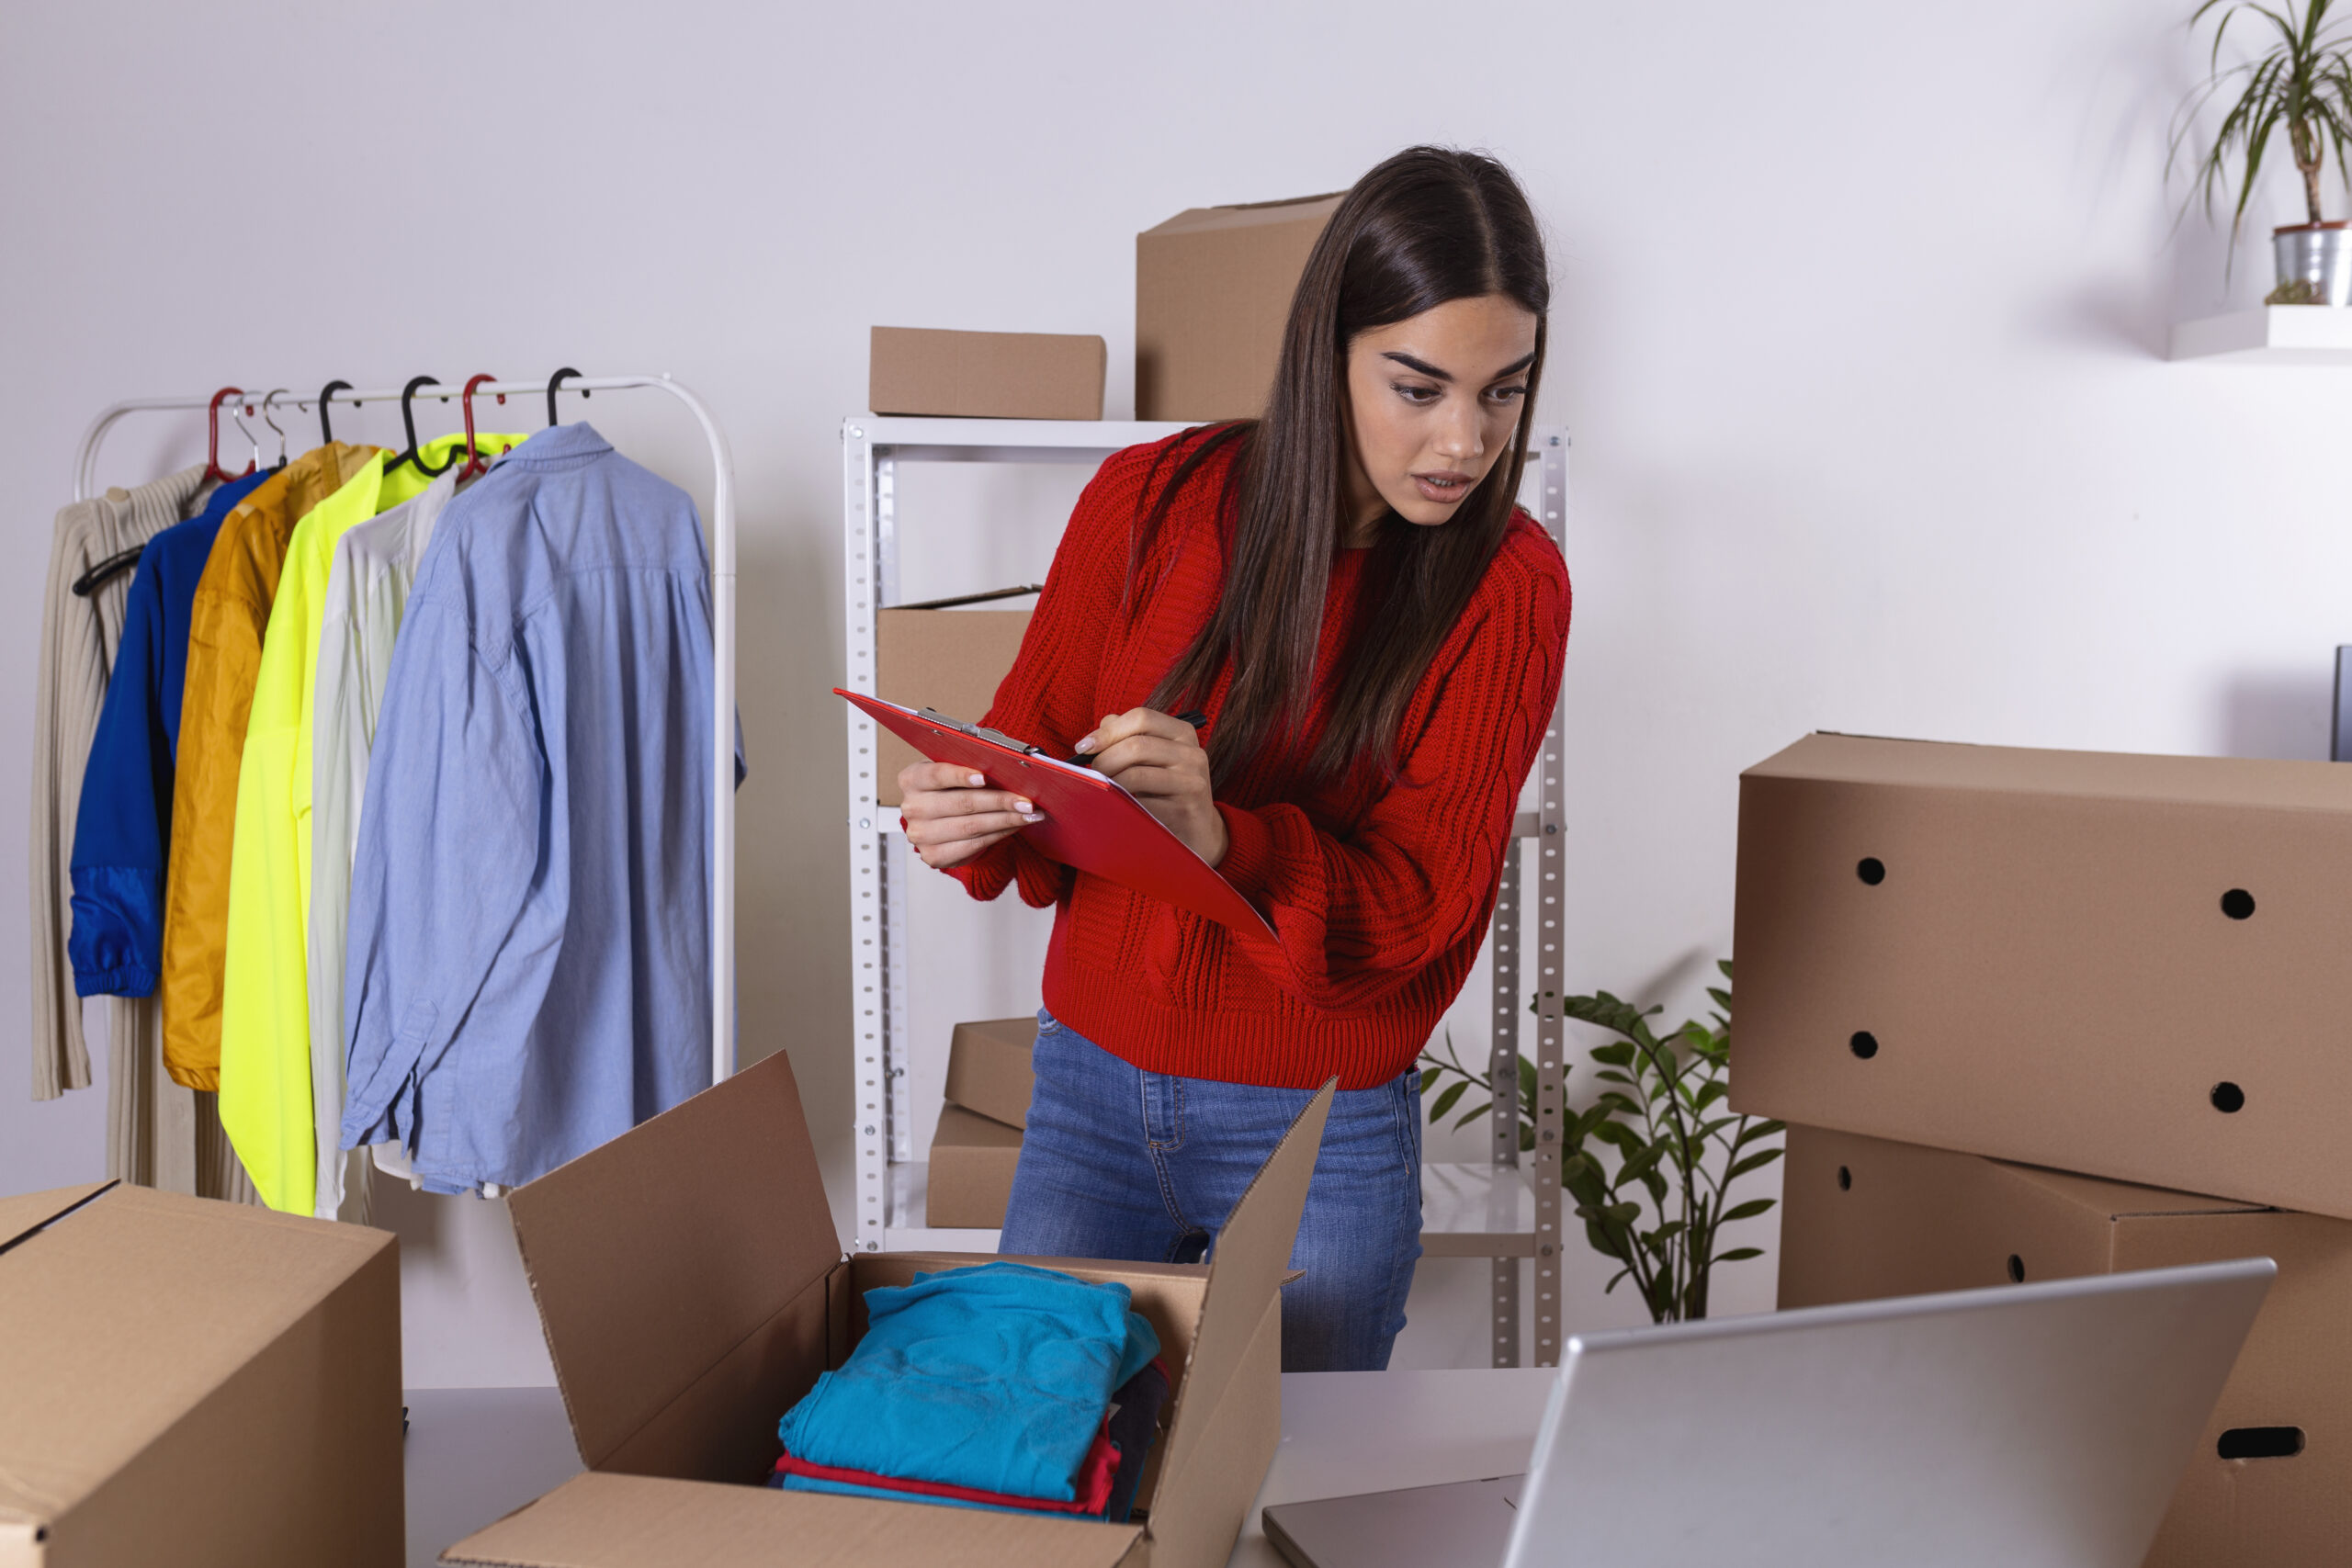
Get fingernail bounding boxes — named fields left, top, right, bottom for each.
left=1022, top=812, right=1045, bottom=823
left=1074, top=737, right=1096, bottom=754
left=1014, top=800, right=1034, bottom=813
left=967, top=773, right=985, bottom=787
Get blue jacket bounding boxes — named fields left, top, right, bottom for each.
left=339, top=423, right=736, bottom=1192
left=69, top=469, right=268, bottom=996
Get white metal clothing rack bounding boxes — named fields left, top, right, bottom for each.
left=74, top=374, right=740, bottom=1089
left=841, top=414, right=1572, bottom=1365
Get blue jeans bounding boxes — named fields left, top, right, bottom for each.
left=998, top=1010, right=1423, bottom=1372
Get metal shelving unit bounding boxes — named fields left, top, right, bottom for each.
left=842, top=415, right=1571, bottom=1365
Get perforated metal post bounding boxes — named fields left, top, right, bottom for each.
left=843, top=420, right=888, bottom=1253
left=1531, top=432, right=1569, bottom=1366
left=1487, top=848, right=1524, bottom=1367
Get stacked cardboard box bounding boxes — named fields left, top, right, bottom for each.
left=927, top=1016, right=1039, bottom=1228
left=1730, top=732, right=2352, bottom=1566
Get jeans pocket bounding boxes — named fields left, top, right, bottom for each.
left=1035, top=1008, right=1059, bottom=1035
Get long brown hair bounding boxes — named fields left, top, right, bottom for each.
left=1136, top=146, right=1551, bottom=788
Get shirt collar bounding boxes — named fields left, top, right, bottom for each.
left=498, top=422, right=613, bottom=469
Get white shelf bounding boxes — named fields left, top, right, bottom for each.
left=882, top=1158, right=1541, bottom=1258
left=2169, top=306, right=2352, bottom=363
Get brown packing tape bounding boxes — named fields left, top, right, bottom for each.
left=874, top=609, right=1032, bottom=807
left=505, top=1048, right=839, bottom=1472
left=1729, top=731, right=2352, bottom=1218
left=1780, top=1125, right=2352, bottom=1568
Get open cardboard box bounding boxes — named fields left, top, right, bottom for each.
left=1780, top=1123, right=2352, bottom=1568
left=443, top=1046, right=1331, bottom=1568
left=0, top=1180, right=402, bottom=1568
left=1729, top=731, right=2352, bottom=1219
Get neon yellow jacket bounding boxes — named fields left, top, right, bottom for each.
left=218, top=434, right=525, bottom=1213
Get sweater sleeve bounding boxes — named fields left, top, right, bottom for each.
left=944, top=448, right=1151, bottom=911
left=1215, top=533, right=1569, bottom=1011
left=68, top=558, right=173, bottom=996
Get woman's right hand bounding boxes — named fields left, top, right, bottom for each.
left=899, top=761, right=1046, bottom=869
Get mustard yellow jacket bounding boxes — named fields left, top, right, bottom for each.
left=162, top=444, right=379, bottom=1089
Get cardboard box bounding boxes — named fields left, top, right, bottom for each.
left=869, top=326, right=1106, bottom=421
left=1780, top=1124, right=2352, bottom=1567
left=0, top=1181, right=402, bottom=1568
left=1136, top=194, right=1342, bottom=422
left=1728, top=732, right=2352, bottom=1219
left=926, top=1103, right=1023, bottom=1229
left=873, top=607, right=1032, bottom=807
left=443, top=1045, right=1331, bottom=1568
left=946, top=1015, right=1040, bottom=1130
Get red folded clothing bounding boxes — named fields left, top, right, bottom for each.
left=775, top=1422, right=1122, bottom=1516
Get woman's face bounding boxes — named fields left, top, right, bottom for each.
left=1340, top=293, right=1539, bottom=543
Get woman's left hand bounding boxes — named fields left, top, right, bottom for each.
left=1078, top=708, right=1228, bottom=867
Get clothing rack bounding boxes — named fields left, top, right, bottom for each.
left=73, top=374, right=740, bottom=1089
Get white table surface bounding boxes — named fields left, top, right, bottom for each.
left=403, top=1370, right=1555, bottom=1568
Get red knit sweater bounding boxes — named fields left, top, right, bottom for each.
left=950, top=430, right=1570, bottom=1089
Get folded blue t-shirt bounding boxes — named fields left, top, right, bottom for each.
left=777, top=1260, right=1160, bottom=1502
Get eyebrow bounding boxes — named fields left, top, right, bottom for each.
left=1382, top=350, right=1538, bottom=383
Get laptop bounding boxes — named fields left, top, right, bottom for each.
left=1262, top=1258, right=2272, bottom=1568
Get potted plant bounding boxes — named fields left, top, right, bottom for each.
left=1420, top=961, right=1783, bottom=1325
left=2175, top=0, right=2352, bottom=303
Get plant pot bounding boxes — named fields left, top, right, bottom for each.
left=2268, top=221, right=2352, bottom=306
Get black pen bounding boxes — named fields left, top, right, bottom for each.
left=1070, top=711, right=1209, bottom=768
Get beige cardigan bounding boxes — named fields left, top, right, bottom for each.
left=31, top=465, right=254, bottom=1201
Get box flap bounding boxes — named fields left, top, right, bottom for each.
left=1993, top=1160, right=2269, bottom=1221
left=506, top=1049, right=839, bottom=1473
left=0, top=1184, right=388, bottom=1530
left=1152, top=1081, right=1331, bottom=1495
left=0, top=1180, right=113, bottom=1255
left=1141, top=195, right=1344, bottom=239
left=1746, top=732, right=2352, bottom=814
left=442, top=1472, right=1145, bottom=1568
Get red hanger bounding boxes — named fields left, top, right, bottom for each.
left=204, top=387, right=254, bottom=483
left=456, top=374, right=508, bottom=482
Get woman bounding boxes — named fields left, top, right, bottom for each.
left=900, top=146, right=1569, bottom=1372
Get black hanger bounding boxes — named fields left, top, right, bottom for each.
left=72, top=545, right=145, bottom=598
left=317, top=379, right=353, bottom=446
left=385, top=376, right=459, bottom=477
left=545, top=367, right=588, bottom=427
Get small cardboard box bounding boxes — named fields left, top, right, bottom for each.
left=869, top=327, right=1106, bottom=421
left=926, top=1104, right=1023, bottom=1229
left=1780, top=1123, right=2352, bottom=1567
left=946, top=1015, right=1040, bottom=1130
left=1728, top=732, right=2352, bottom=1219
left=874, top=608, right=1032, bottom=808
left=1136, top=194, right=1342, bottom=422
left=0, top=1181, right=402, bottom=1568
left=443, top=1045, right=1331, bottom=1568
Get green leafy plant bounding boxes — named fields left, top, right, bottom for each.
left=1420, top=961, right=1784, bottom=1324
left=2171, top=1, right=2352, bottom=255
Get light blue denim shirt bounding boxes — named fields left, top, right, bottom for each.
left=339, top=423, right=736, bottom=1192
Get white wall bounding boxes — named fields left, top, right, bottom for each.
left=3, top=0, right=2336, bottom=1381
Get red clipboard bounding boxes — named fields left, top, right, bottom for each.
left=839, top=688, right=1272, bottom=936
